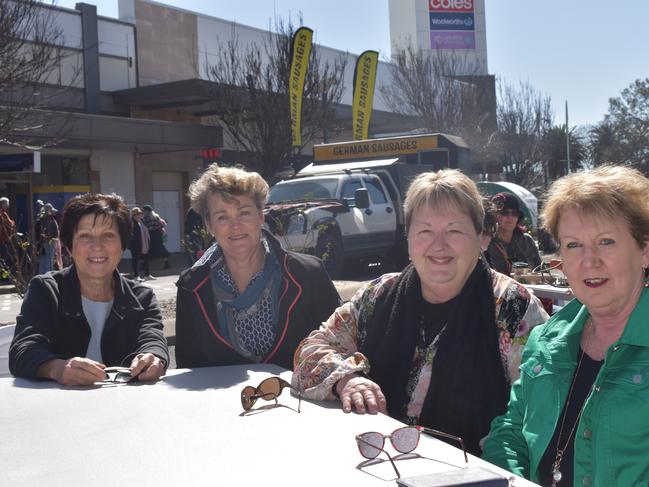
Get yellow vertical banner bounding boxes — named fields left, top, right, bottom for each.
left=352, top=50, right=379, bottom=140
left=289, top=27, right=313, bottom=147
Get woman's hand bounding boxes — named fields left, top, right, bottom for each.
left=39, top=357, right=106, bottom=386
left=335, top=374, right=387, bottom=415
left=130, top=353, right=165, bottom=381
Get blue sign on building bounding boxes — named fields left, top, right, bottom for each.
left=429, top=12, right=475, bottom=31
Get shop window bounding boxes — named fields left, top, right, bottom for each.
left=33, top=156, right=89, bottom=186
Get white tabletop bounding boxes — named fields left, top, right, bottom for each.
left=0, top=365, right=539, bottom=487
left=525, top=283, right=574, bottom=305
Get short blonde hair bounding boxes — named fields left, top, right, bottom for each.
left=403, top=169, right=484, bottom=234
left=542, top=165, right=649, bottom=247
left=188, top=164, right=269, bottom=219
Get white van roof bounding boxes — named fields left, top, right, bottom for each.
left=298, top=158, right=399, bottom=177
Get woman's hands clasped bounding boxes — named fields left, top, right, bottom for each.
left=335, top=373, right=387, bottom=415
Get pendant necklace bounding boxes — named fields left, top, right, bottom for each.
left=551, top=340, right=588, bottom=485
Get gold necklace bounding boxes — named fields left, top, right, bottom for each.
left=551, top=341, right=588, bottom=486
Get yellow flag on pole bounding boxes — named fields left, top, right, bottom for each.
left=289, top=27, right=313, bottom=147
left=352, top=50, right=379, bottom=140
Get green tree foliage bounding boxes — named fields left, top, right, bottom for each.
left=544, top=125, right=587, bottom=181
left=600, top=78, right=649, bottom=172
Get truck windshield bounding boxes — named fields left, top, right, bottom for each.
left=268, top=178, right=339, bottom=202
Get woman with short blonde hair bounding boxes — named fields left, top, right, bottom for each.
left=293, top=169, right=548, bottom=455
left=484, top=165, right=649, bottom=485
left=175, top=164, right=340, bottom=370
left=188, top=164, right=269, bottom=218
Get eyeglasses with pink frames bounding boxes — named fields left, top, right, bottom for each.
left=355, top=425, right=468, bottom=479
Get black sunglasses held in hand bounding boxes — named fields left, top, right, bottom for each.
left=356, top=426, right=468, bottom=479
left=240, top=377, right=301, bottom=413
left=102, top=366, right=136, bottom=384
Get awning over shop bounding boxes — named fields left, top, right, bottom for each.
left=8, top=110, right=222, bottom=154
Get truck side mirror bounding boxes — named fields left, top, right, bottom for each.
left=354, top=188, right=370, bottom=209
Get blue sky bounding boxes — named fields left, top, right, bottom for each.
left=56, top=0, right=649, bottom=128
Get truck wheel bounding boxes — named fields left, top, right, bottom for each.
left=316, top=233, right=344, bottom=279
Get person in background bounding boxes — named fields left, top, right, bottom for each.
left=0, top=197, right=16, bottom=271
left=175, top=164, right=340, bottom=369
left=184, top=207, right=209, bottom=265
left=537, top=226, right=560, bottom=254
left=483, top=166, right=649, bottom=485
left=481, top=196, right=498, bottom=268
left=142, top=204, right=170, bottom=271
left=129, top=207, right=152, bottom=281
left=38, top=203, right=61, bottom=274
left=487, top=192, right=542, bottom=276
left=293, top=170, right=549, bottom=455
left=9, top=193, right=168, bottom=385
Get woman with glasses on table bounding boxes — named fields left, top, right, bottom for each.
left=174, top=164, right=340, bottom=369
left=293, top=170, right=549, bottom=455
left=487, top=192, right=543, bottom=276
left=484, top=166, right=649, bottom=486
left=9, top=194, right=169, bottom=386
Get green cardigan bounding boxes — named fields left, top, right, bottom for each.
left=483, top=288, right=649, bottom=486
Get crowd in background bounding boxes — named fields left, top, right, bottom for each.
left=0, top=198, right=196, bottom=284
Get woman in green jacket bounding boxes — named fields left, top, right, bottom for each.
left=483, top=166, right=649, bottom=486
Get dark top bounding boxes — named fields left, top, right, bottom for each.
left=184, top=208, right=203, bottom=236
left=538, top=349, right=603, bottom=486
left=419, top=299, right=455, bottom=348
left=487, top=230, right=543, bottom=275
left=175, top=231, right=341, bottom=370
left=41, top=214, right=59, bottom=240
left=9, top=266, right=169, bottom=378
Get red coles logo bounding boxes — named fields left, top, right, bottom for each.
left=429, top=0, right=474, bottom=12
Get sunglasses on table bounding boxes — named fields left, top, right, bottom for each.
left=356, top=426, right=468, bottom=479
left=102, top=366, right=136, bottom=384
left=241, top=376, right=301, bottom=413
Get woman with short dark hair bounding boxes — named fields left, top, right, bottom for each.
left=10, top=193, right=169, bottom=386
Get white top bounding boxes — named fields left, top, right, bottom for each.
left=81, top=296, right=113, bottom=363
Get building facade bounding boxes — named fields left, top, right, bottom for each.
left=1, top=0, right=496, bottom=251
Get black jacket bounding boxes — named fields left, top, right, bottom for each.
left=9, top=266, right=169, bottom=378
left=175, top=232, right=341, bottom=370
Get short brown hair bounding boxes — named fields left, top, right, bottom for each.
left=188, top=164, right=269, bottom=219
left=403, top=169, right=484, bottom=234
left=61, top=193, right=132, bottom=251
left=542, top=165, right=649, bottom=247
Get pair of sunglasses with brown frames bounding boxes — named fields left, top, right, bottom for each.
left=356, top=426, right=468, bottom=479
left=240, top=376, right=301, bottom=413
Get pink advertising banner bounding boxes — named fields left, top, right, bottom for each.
left=430, top=31, right=476, bottom=50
